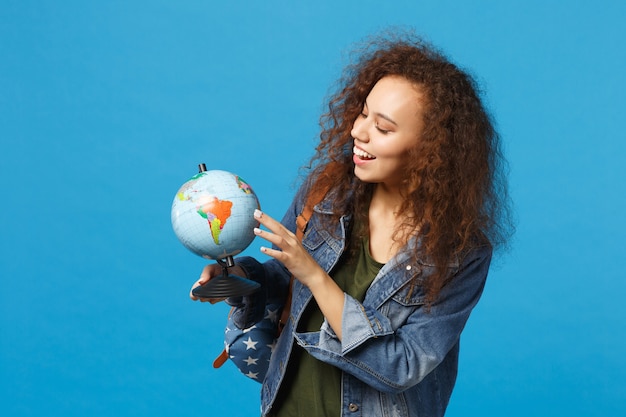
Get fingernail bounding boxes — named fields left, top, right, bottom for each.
left=253, top=227, right=261, bottom=235
left=254, top=209, right=263, bottom=219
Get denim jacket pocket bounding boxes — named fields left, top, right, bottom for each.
left=301, top=227, right=325, bottom=251
left=391, top=280, right=426, bottom=307
left=301, top=216, right=347, bottom=273
left=390, top=256, right=461, bottom=308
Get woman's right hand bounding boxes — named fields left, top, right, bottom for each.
left=189, top=263, right=223, bottom=303
left=189, top=263, right=247, bottom=303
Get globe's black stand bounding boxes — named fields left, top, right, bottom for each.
left=191, top=256, right=260, bottom=299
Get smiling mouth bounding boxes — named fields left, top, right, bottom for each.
left=353, top=146, right=376, bottom=160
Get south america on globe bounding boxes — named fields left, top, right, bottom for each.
left=171, top=165, right=261, bottom=298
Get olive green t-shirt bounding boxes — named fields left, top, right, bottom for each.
left=268, top=238, right=384, bottom=417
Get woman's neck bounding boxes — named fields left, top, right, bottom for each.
left=370, top=183, right=404, bottom=217
left=366, top=184, right=411, bottom=263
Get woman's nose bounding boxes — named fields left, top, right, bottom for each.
left=351, top=117, right=369, bottom=143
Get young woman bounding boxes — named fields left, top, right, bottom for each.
left=191, top=32, right=513, bottom=417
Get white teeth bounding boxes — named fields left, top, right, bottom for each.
left=353, top=146, right=375, bottom=159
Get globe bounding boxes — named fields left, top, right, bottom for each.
left=171, top=165, right=261, bottom=298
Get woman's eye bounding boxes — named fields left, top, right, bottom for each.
left=376, top=124, right=390, bottom=134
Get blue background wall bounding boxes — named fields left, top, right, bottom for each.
left=1, top=1, right=624, bottom=415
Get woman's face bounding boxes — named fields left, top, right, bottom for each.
left=350, top=76, right=425, bottom=190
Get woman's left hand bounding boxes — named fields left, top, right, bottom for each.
left=253, top=209, right=325, bottom=287
left=253, top=208, right=346, bottom=339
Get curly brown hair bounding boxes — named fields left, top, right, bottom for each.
left=304, top=31, right=514, bottom=303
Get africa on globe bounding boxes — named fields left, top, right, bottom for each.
left=171, top=167, right=260, bottom=261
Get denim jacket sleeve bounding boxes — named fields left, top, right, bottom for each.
left=294, top=245, right=491, bottom=394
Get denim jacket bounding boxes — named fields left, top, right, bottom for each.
left=232, top=185, right=492, bottom=417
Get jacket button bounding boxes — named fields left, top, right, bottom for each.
left=348, top=403, right=359, bottom=412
